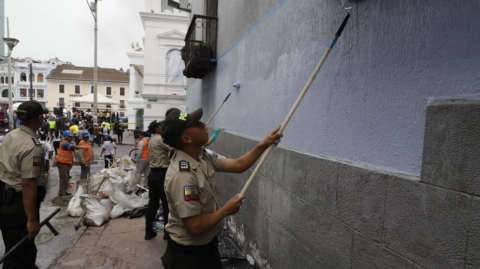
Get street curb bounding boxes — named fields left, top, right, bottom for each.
left=48, top=224, right=89, bottom=268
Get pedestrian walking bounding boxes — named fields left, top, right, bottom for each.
left=100, top=135, right=116, bottom=168
left=133, top=126, right=140, bottom=144
left=0, top=101, right=48, bottom=268
left=94, top=123, right=101, bottom=146
left=116, top=124, right=124, bottom=144
left=144, top=121, right=173, bottom=241
left=77, top=131, right=94, bottom=180
left=56, top=130, right=82, bottom=196
left=159, top=108, right=282, bottom=268
left=50, top=129, right=62, bottom=155
left=38, top=133, right=53, bottom=221
left=134, top=132, right=150, bottom=187
left=48, top=118, right=56, bottom=135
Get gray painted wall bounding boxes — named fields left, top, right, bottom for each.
left=187, top=0, right=480, bottom=176
left=206, top=99, right=480, bottom=268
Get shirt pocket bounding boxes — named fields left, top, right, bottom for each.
left=199, top=184, right=213, bottom=205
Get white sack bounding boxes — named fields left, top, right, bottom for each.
left=67, top=186, right=84, bottom=217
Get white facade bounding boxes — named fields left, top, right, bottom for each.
left=136, top=0, right=189, bottom=129
left=0, top=57, right=59, bottom=107
left=127, top=49, right=145, bottom=131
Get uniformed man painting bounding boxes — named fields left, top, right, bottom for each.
left=160, top=108, right=282, bottom=269
left=0, top=101, right=48, bottom=268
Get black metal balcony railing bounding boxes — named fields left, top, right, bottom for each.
left=183, top=15, right=218, bottom=79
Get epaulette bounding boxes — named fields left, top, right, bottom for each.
left=31, top=137, right=42, bottom=147
left=204, top=148, right=218, bottom=157
left=179, top=160, right=190, bottom=171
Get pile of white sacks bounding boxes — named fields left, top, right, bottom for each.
left=67, top=157, right=149, bottom=226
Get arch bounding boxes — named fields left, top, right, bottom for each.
left=166, top=49, right=185, bottom=84
left=37, top=73, right=44, bottom=83
left=164, top=106, right=182, bottom=117
left=20, top=73, right=27, bottom=82
left=1, top=89, right=14, bottom=98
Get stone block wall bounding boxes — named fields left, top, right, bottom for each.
left=206, top=100, right=480, bottom=269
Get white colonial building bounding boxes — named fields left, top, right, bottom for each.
left=0, top=57, right=65, bottom=108
left=128, top=0, right=189, bottom=130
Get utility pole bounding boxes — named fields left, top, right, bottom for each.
left=7, top=18, right=13, bottom=130
left=29, top=63, right=33, bottom=101
left=93, top=0, right=98, bottom=124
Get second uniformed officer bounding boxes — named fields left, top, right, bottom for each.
left=160, top=108, right=282, bottom=268
left=0, top=100, right=48, bottom=268
left=145, top=121, right=172, bottom=240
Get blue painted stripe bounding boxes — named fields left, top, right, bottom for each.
left=329, top=38, right=338, bottom=49
left=217, top=0, right=290, bottom=60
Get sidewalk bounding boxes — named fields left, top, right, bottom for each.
left=56, top=133, right=168, bottom=269
left=58, top=218, right=167, bottom=269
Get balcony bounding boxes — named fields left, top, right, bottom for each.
left=182, top=15, right=218, bottom=79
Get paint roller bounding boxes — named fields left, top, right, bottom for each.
left=205, top=82, right=240, bottom=127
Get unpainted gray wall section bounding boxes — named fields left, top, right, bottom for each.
left=210, top=134, right=480, bottom=268
left=188, top=0, right=480, bottom=176
left=421, top=100, right=480, bottom=195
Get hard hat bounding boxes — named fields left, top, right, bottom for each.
left=63, top=130, right=74, bottom=137
left=82, top=131, right=90, bottom=137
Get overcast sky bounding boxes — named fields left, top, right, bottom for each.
left=5, top=0, right=145, bottom=70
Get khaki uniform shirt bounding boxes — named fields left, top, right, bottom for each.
left=0, top=125, right=45, bottom=191
left=164, top=149, right=227, bottom=246
left=148, top=133, right=172, bottom=168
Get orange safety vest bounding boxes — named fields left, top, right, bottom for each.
left=78, top=140, right=92, bottom=163
left=140, top=139, right=149, bottom=160
left=57, top=140, right=74, bottom=165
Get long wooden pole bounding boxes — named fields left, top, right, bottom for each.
left=240, top=13, right=351, bottom=196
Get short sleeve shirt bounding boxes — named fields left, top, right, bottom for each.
left=164, top=148, right=227, bottom=246
left=0, top=125, right=45, bottom=191
left=148, top=133, right=172, bottom=168
left=103, top=142, right=116, bottom=156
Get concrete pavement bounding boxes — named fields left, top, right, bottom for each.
left=51, top=132, right=169, bottom=269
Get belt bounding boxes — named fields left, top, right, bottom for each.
left=168, top=237, right=218, bottom=256
left=151, top=167, right=168, bottom=172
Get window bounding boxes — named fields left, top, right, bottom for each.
left=1, top=77, right=3, bottom=84
left=37, top=74, right=44, bottom=83
left=74, top=102, right=80, bottom=107
left=20, top=89, right=27, bottom=97
left=59, top=85, right=65, bottom=93
left=106, top=86, right=112, bottom=96
left=91, top=104, right=94, bottom=108
left=37, top=89, right=44, bottom=98
left=75, top=85, right=81, bottom=94
left=120, top=87, right=125, bottom=96
left=20, top=73, right=27, bottom=82
left=2, top=90, right=8, bottom=97
left=5, top=77, right=8, bottom=83
left=106, top=103, right=111, bottom=108
left=30, top=73, right=35, bottom=82
left=120, top=100, right=125, bottom=109
left=120, top=112, right=125, bottom=117
left=59, top=97, right=65, bottom=107
left=166, top=49, right=185, bottom=84
left=28, top=89, right=35, bottom=98
left=91, top=85, right=94, bottom=94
